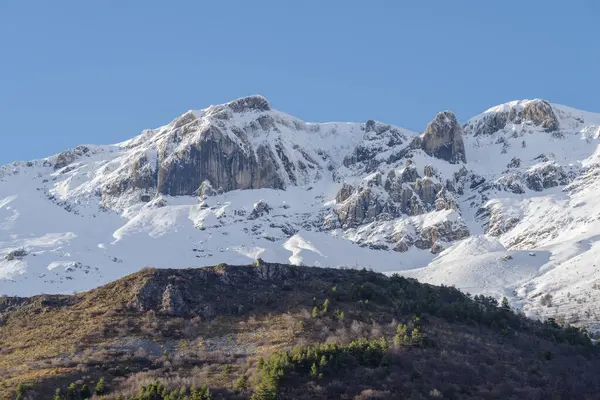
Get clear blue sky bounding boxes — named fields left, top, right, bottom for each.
left=1, top=1, right=599, bottom=164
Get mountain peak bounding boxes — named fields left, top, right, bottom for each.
left=225, top=94, right=271, bottom=113
left=482, top=98, right=550, bottom=115
left=465, top=98, right=560, bottom=136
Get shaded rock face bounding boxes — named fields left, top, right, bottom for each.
left=335, top=164, right=458, bottom=229
left=420, top=111, right=466, bottom=164
left=172, top=111, right=198, bottom=130
left=161, top=283, right=189, bottom=316
left=507, top=157, right=521, bottom=169
left=388, top=184, right=423, bottom=216
left=494, top=173, right=526, bottom=194
left=466, top=161, right=577, bottom=197
left=5, top=249, right=28, bottom=261
left=525, top=162, right=575, bottom=192
left=465, top=111, right=512, bottom=137
left=54, top=146, right=91, bottom=170
left=435, top=188, right=456, bottom=211
left=414, top=178, right=440, bottom=206
left=0, top=296, right=29, bottom=316
left=392, top=217, right=470, bottom=254
left=343, top=120, right=410, bottom=171
left=126, top=263, right=338, bottom=320
left=475, top=202, right=522, bottom=237
left=248, top=200, right=272, bottom=220
left=130, top=277, right=163, bottom=312
left=227, top=95, right=271, bottom=113
left=465, top=100, right=559, bottom=136
left=197, top=180, right=216, bottom=198
left=157, top=125, right=284, bottom=196
left=102, top=154, right=156, bottom=198
left=200, top=95, right=271, bottom=119
left=254, top=262, right=298, bottom=281
left=335, top=183, right=354, bottom=203
left=156, top=126, right=285, bottom=196
left=396, top=164, right=420, bottom=183
left=521, top=100, right=559, bottom=131
left=335, top=188, right=396, bottom=228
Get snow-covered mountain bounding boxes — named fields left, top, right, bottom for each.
left=2, top=95, right=600, bottom=329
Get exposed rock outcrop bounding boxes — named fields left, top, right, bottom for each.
left=494, top=173, right=526, bottom=194
left=476, top=204, right=521, bottom=237
left=161, top=283, right=189, bottom=316
left=336, top=161, right=459, bottom=232
left=248, top=200, right=273, bottom=220
left=525, top=162, right=575, bottom=192
left=156, top=125, right=285, bottom=196
left=197, top=180, right=216, bottom=198
left=419, top=111, right=466, bottom=164
left=391, top=212, right=470, bottom=254
left=227, top=95, right=271, bottom=113
left=102, top=154, right=156, bottom=197
left=343, top=120, right=410, bottom=171
left=521, top=100, right=559, bottom=131
left=4, top=249, right=28, bottom=261
left=54, top=146, right=91, bottom=170
left=507, top=157, right=521, bottom=169
left=464, top=99, right=560, bottom=136
left=335, top=187, right=396, bottom=228
left=335, top=183, right=355, bottom=203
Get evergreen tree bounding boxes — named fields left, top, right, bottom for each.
left=95, top=378, right=106, bottom=395
left=311, top=306, right=319, bottom=318
left=310, top=362, right=318, bottom=377
left=322, top=298, right=330, bottom=313
left=411, top=327, right=424, bottom=345
left=501, top=296, right=511, bottom=311
left=232, top=374, right=249, bottom=393
left=319, top=355, right=327, bottom=368
left=80, top=384, right=91, bottom=399
left=251, top=382, right=277, bottom=400
left=394, top=323, right=409, bottom=346
left=66, top=383, right=77, bottom=400
left=15, top=383, right=30, bottom=400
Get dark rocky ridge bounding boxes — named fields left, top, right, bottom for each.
left=1, top=262, right=404, bottom=323
left=1, top=262, right=598, bottom=400
left=226, top=95, right=271, bottom=113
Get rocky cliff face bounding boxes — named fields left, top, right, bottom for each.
left=418, top=111, right=466, bottom=164
left=52, top=96, right=346, bottom=209
left=156, top=126, right=285, bottom=195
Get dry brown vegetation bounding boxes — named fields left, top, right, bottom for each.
left=1, top=262, right=598, bottom=399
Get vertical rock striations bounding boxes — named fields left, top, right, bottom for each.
left=419, top=111, right=466, bottom=164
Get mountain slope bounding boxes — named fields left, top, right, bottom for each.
left=2, top=96, right=600, bottom=329
left=0, top=263, right=597, bottom=399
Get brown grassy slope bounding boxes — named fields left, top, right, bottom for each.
left=1, top=262, right=598, bottom=399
